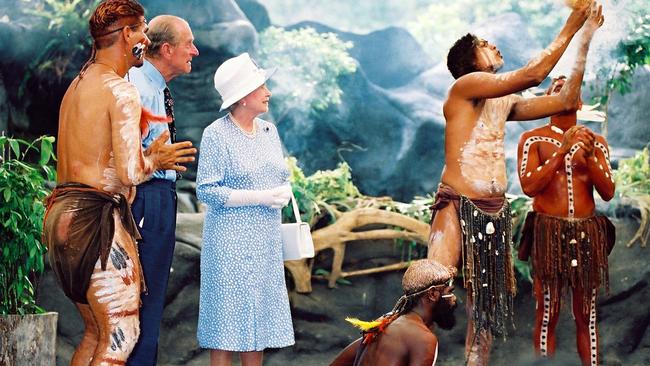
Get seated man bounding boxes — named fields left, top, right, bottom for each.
left=517, top=76, right=615, bottom=366
left=331, top=259, right=457, bottom=366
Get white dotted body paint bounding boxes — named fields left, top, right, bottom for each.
left=519, top=136, right=562, bottom=176
left=589, top=289, right=598, bottom=365
left=564, top=143, right=581, bottom=218
left=594, top=141, right=614, bottom=183
left=540, top=286, right=551, bottom=357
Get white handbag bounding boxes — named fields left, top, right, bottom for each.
left=281, top=190, right=315, bottom=261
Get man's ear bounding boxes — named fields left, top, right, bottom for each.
left=427, top=289, right=441, bottom=303
left=160, top=43, right=173, bottom=58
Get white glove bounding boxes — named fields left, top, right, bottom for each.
left=225, top=185, right=292, bottom=209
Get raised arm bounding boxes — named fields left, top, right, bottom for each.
left=451, top=5, right=590, bottom=101
left=108, top=78, right=161, bottom=186
left=509, top=2, right=604, bottom=120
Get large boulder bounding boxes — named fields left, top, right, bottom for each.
left=605, top=66, right=650, bottom=151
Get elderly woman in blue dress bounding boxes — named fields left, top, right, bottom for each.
left=196, top=53, right=294, bottom=366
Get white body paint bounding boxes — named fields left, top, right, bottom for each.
left=460, top=96, right=517, bottom=195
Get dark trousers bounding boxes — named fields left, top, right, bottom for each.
left=127, top=179, right=177, bottom=366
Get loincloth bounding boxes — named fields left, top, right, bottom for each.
left=43, top=182, right=141, bottom=304
left=430, top=184, right=516, bottom=338
left=520, top=211, right=614, bottom=315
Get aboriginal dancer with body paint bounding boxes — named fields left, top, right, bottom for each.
left=330, top=260, right=458, bottom=366
left=516, top=74, right=614, bottom=366
left=42, top=1, right=190, bottom=364
left=427, top=2, right=604, bottom=364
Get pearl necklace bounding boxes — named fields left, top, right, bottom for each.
left=228, top=113, right=256, bottom=138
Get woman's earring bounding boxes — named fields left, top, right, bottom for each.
left=242, top=101, right=247, bottom=107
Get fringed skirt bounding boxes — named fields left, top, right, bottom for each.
left=520, top=212, right=614, bottom=316
left=459, top=196, right=516, bottom=338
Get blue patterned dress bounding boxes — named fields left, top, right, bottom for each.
left=195, top=115, right=295, bottom=351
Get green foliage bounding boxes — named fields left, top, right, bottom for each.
left=0, top=135, right=56, bottom=315
left=508, top=194, right=533, bottom=283
left=592, top=13, right=650, bottom=103
left=613, top=147, right=650, bottom=247
left=19, top=0, right=100, bottom=97
left=258, top=27, right=357, bottom=122
left=615, top=147, right=650, bottom=197
left=282, top=157, right=361, bottom=226
left=590, top=11, right=650, bottom=136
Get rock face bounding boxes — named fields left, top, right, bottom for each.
left=605, top=66, right=650, bottom=151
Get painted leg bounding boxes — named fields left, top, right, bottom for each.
left=427, top=203, right=462, bottom=268
left=210, top=349, right=233, bottom=366
left=465, top=300, right=493, bottom=366
left=533, top=281, right=560, bottom=358
left=71, top=303, right=100, bottom=365
left=240, top=351, right=263, bottom=366
left=573, top=288, right=598, bottom=366
left=87, top=212, right=142, bottom=365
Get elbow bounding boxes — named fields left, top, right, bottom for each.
left=561, top=97, right=580, bottom=112
left=600, top=187, right=615, bottom=202
left=524, top=69, right=546, bottom=87
left=520, top=181, right=540, bottom=197
left=116, top=171, right=135, bottom=187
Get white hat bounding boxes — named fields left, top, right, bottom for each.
left=213, top=53, right=276, bottom=111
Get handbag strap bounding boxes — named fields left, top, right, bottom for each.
left=290, top=188, right=302, bottom=224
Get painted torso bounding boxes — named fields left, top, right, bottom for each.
left=519, top=125, right=613, bottom=218
left=441, top=95, right=518, bottom=198
left=57, top=63, right=153, bottom=201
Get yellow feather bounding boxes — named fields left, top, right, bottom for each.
left=345, top=317, right=382, bottom=331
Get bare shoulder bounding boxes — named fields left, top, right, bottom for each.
left=102, top=73, right=139, bottom=102
left=594, top=133, right=609, bottom=146
left=519, top=125, right=552, bottom=143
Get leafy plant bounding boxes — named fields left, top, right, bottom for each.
left=259, top=26, right=357, bottom=124
left=283, top=156, right=362, bottom=226
left=0, top=135, right=56, bottom=315
left=508, top=194, right=533, bottom=283
left=19, top=0, right=100, bottom=97
left=613, top=146, right=650, bottom=247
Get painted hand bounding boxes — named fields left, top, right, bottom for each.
left=565, top=0, right=592, bottom=34
left=559, top=125, right=586, bottom=154
left=576, top=128, right=596, bottom=157
left=582, top=1, right=604, bottom=38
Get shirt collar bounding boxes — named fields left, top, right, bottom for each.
left=140, top=59, right=167, bottom=91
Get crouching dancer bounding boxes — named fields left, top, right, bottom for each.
left=331, top=259, right=457, bottom=366
left=43, top=1, right=189, bottom=364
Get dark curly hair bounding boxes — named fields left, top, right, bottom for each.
left=447, top=33, right=480, bottom=79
